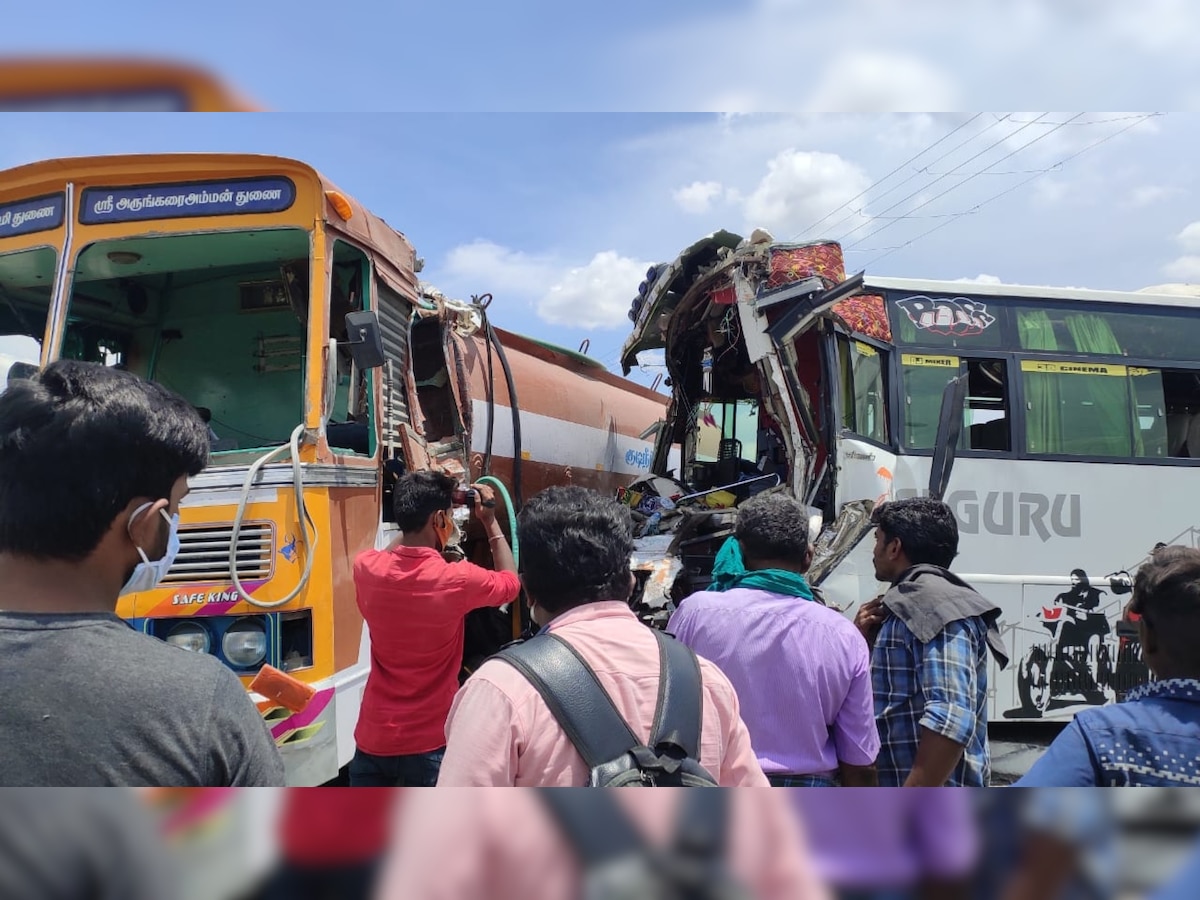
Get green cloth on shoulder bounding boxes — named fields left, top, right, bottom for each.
left=709, top=536, right=814, bottom=600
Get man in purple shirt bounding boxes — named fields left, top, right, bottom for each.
left=667, top=492, right=879, bottom=786
left=792, top=789, right=979, bottom=899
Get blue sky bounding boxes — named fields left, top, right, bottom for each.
left=3, top=1, right=1198, bottom=111
left=2, top=111, right=1198, bottom=383
left=0, top=0, right=736, bottom=111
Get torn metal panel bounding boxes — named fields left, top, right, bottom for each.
left=621, top=229, right=744, bottom=375
left=807, top=499, right=876, bottom=594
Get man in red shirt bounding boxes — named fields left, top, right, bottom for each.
left=263, top=788, right=400, bottom=900
left=350, top=471, right=520, bottom=786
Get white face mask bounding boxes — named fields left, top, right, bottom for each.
left=119, top=502, right=181, bottom=597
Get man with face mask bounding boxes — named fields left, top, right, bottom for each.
left=349, top=470, right=519, bottom=786
left=0, top=360, right=284, bottom=786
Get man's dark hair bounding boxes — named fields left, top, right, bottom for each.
left=735, top=492, right=809, bottom=564
left=394, top=470, right=455, bottom=532
left=1132, top=546, right=1200, bottom=668
left=871, top=497, right=959, bottom=569
left=518, top=486, right=634, bottom=616
left=0, top=360, right=209, bottom=562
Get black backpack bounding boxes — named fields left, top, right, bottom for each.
left=538, top=789, right=753, bottom=900
left=495, top=628, right=718, bottom=786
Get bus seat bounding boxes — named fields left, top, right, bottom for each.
left=1187, top=414, right=1200, bottom=458
left=1167, top=412, right=1192, bottom=457
left=968, top=417, right=1009, bottom=452
left=714, top=438, right=742, bottom=485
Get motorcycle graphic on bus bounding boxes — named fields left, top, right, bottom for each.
left=1013, top=568, right=1149, bottom=717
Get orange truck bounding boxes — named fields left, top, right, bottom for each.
left=0, top=57, right=258, bottom=111
left=0, top=152, right=668, bottom=784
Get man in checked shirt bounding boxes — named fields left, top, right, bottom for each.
left=854, top=498, right=1009, bottom=786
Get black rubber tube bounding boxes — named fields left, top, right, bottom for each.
left=487, top=320, right=522, bottom=509
left=482, top=316, right=496, bottom=476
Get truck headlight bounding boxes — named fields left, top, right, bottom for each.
left=165, top=621, right=210, bottom=654
left=222, top=619, right=267, bottom=667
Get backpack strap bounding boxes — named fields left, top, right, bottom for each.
left=648, top=629, right=705, bottom=760
left=672, top=789, right=729, bottom=860
left=495, top=634, right=641, bottom=771
left=537, top=790, right=647, bottom=866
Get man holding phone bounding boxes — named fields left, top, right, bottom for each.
left=349, top=471, right=520, bottom=786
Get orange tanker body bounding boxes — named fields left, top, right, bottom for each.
left=396, top=287, right=670, bottom=506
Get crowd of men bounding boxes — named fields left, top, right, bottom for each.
left=1, top=360, right=1198, bottom=793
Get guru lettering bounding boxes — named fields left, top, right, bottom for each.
left=895, top=489, right=1082, bottom=541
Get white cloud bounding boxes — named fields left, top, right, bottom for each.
left=438, top=242, right=650, bottom=330
left=1159, top=221, right=1200, bottom=281
left=742, top=149, right=871, bottom=236
left=673, top=180, right=725, bottom=214
left=442, top=240, right=555, bottom=296
left=614, top=1, right=1200, bottom=110
left=539, top=252, right=654, bottom=329
left=804, top=52, right=961, bottom=112
left=1162, top=256, right=1200, bottom=281
left=1127, top=184, right=1175, bottom=207
left=1176, top=221, right=1200, bottom=254
left=952, top=274, right=1003, bottom=284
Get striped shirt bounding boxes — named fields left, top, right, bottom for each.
left=872, top=614, right=992, bottom=787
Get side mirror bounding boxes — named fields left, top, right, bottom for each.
left=6, top=361, right=38, bottom=387
left=343, top=311, right=385, bottom=371
left=928, top=372, right=969, bottom=502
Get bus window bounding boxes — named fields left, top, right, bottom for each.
left=1134, top=368, right=1200, bottom=459
left=67, top=229, right=312, bottom=451
left=693, top=400, right=759, bottom=464
left=837, top=337, right=888, bottom=445
left=901, top=354, right=1010, bottom=452
left=1021, top=360, right=1136, bottom=458
left=1017, top=304, right=1200, bottom=364
left=0, top=247, right=54, bottom=370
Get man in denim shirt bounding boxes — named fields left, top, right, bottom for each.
left=1018, top=545, right=1200, bottom=786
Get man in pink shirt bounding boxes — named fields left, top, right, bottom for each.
left=375, top=789, right=832, bottom=900
left=350, top=471, right=520, bottom=786
left=437, top=486, right=768, bottom=786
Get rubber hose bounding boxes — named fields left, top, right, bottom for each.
left=482, top=316, right=496, bottom=476
left=230, top=423, right=318, bottom=609
left=476, top=475, right=519, bottom=569
left=486, top=321, right=522, bottom=509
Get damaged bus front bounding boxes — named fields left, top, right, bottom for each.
left=620, top=232, right=1185, bottom=724
left=620, top=232, right=878, bottom=621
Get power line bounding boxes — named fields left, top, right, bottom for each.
left=805, top=114, right=1021, bottom=242
left=836, top=113, right=1057, bottom=247
left=791, top=113, right=984, bottom=241
left=859, top=113, right=1162, bottom=270
left=841, top=113, right=1086, bottom=250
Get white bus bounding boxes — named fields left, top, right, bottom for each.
left=620, top=234, right=1194, bottom=724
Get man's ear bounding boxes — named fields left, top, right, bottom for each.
left=1137, top=616, right=1158, bottom=657
left=125, top=498, right=170, bottom=551
left=803, top=547, right=814, bottom=570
